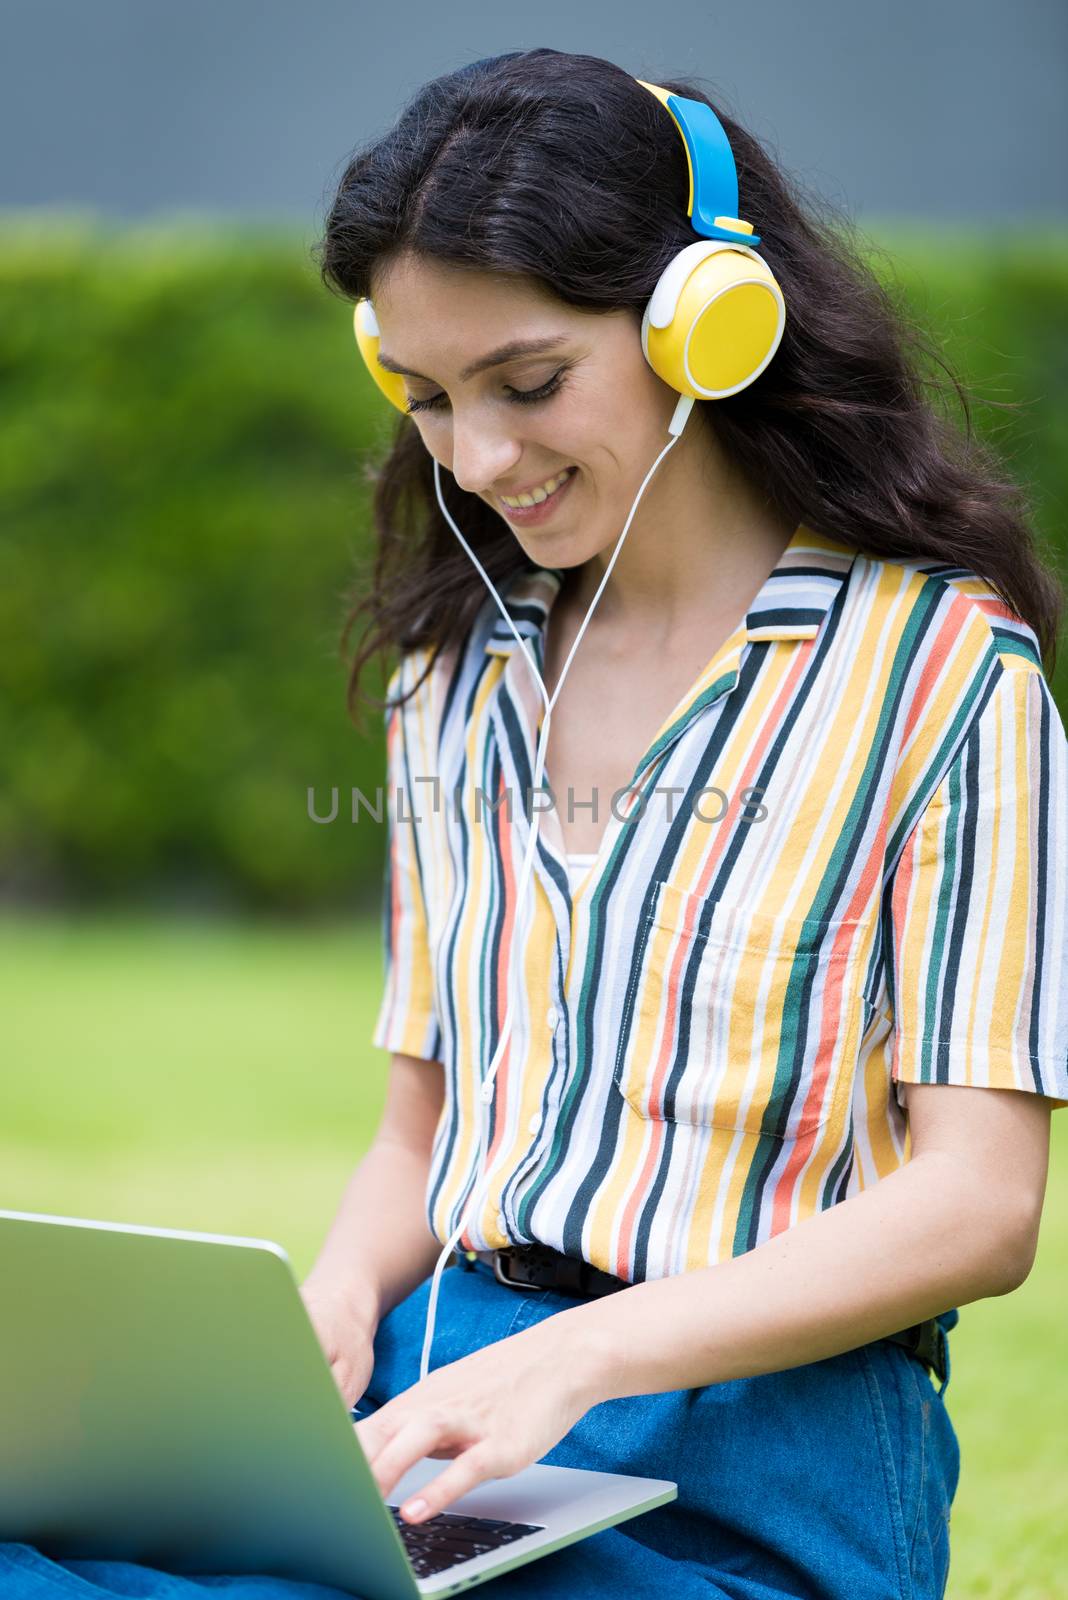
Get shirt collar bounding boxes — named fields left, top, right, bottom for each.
left=483, top=522, right=858, bottom=659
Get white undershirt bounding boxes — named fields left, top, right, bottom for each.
left=565, top=851, right=597, bottom=893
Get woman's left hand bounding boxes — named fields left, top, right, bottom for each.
left=353, top=1308, right=599, bottom=1524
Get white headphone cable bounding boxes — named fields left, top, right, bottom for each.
left=415, top=393, right=693, bottom=1381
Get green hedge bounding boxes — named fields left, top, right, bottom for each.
left=0, top=217, right=397, bottom=911
left=1, top=217, right=1065, bottom=910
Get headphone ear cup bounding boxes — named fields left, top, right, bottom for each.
left=353, top=300, right=411, bottom=414
left=642, top=245, right=786, bottom=400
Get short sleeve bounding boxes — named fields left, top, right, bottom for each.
left=370, top=662, right=443, bottom=1063
left=887, top=661, right=1068, bottom=1110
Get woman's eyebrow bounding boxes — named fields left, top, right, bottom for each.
left=375, top=335, right=570, bottom=383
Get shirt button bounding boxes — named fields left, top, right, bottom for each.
left=527, top=1112, right=540, bottom=1134
left=496, top=1210, right=507, bottom=1234
left=546, top=1005, right=559, bottom=1029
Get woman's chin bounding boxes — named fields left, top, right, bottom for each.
left=510, top=520, right=598, bottom=564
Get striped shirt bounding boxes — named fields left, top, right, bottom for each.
left=372, top=522, right=1068, bottom=1283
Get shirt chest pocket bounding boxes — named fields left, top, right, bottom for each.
left=613, top=882, right=872, bottom=1140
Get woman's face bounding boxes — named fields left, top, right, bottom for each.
left=369, top=253, right=685, bottom=569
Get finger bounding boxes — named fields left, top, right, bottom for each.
left=398, top=1440, right=503, bottom=1524
left=367, top=1412, right=475, bottom=1504
left=354, top=1403, right=421, bottom=1482
left=333, top=1361, right=369, bottom=1409
left=329, top=1359, right=353, bottom=1402
left=354, top=1407, right=402, bottom=1461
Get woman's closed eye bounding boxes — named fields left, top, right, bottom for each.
left=405, top=368, right=569, bottom=416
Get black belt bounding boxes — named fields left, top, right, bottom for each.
left=460, top=1243, right=949, bottom=1387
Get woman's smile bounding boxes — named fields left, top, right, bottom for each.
left=497, top=465, right=578, bottom=525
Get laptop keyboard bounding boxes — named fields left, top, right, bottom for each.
left=386, top=1506, right=546, bottom=1579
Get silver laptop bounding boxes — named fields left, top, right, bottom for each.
left=0, top=1210, right=676, bottom=1597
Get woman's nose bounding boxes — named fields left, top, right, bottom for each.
left=449, top=420, right=522, bottom=498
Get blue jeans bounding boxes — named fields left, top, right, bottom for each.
left=0, top=1257, right=960, bottom=1598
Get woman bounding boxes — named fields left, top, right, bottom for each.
left=8, top=45, right=1066, bottom=1600
left=303, top=44, right=1068, bottom=1600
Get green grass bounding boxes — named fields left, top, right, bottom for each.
left=0, top=911, right=390, bottom=1267
left=2, top=912, right=1065, bottom=1599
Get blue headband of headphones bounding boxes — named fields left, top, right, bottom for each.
left=452, top=55, right=759, bottom=248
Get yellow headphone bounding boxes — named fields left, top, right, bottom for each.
left=352, top=76, right=785, bottom=413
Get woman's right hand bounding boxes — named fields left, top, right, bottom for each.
left=300, top=1276, right=379, bottom=1408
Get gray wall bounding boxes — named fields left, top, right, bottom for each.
left=3, top=0, right=1066, bottom=229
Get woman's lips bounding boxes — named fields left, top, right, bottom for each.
left=498, top=468, right=577, bottom=526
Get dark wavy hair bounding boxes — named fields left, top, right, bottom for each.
left=315, top=47, right=1063, bottom=726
